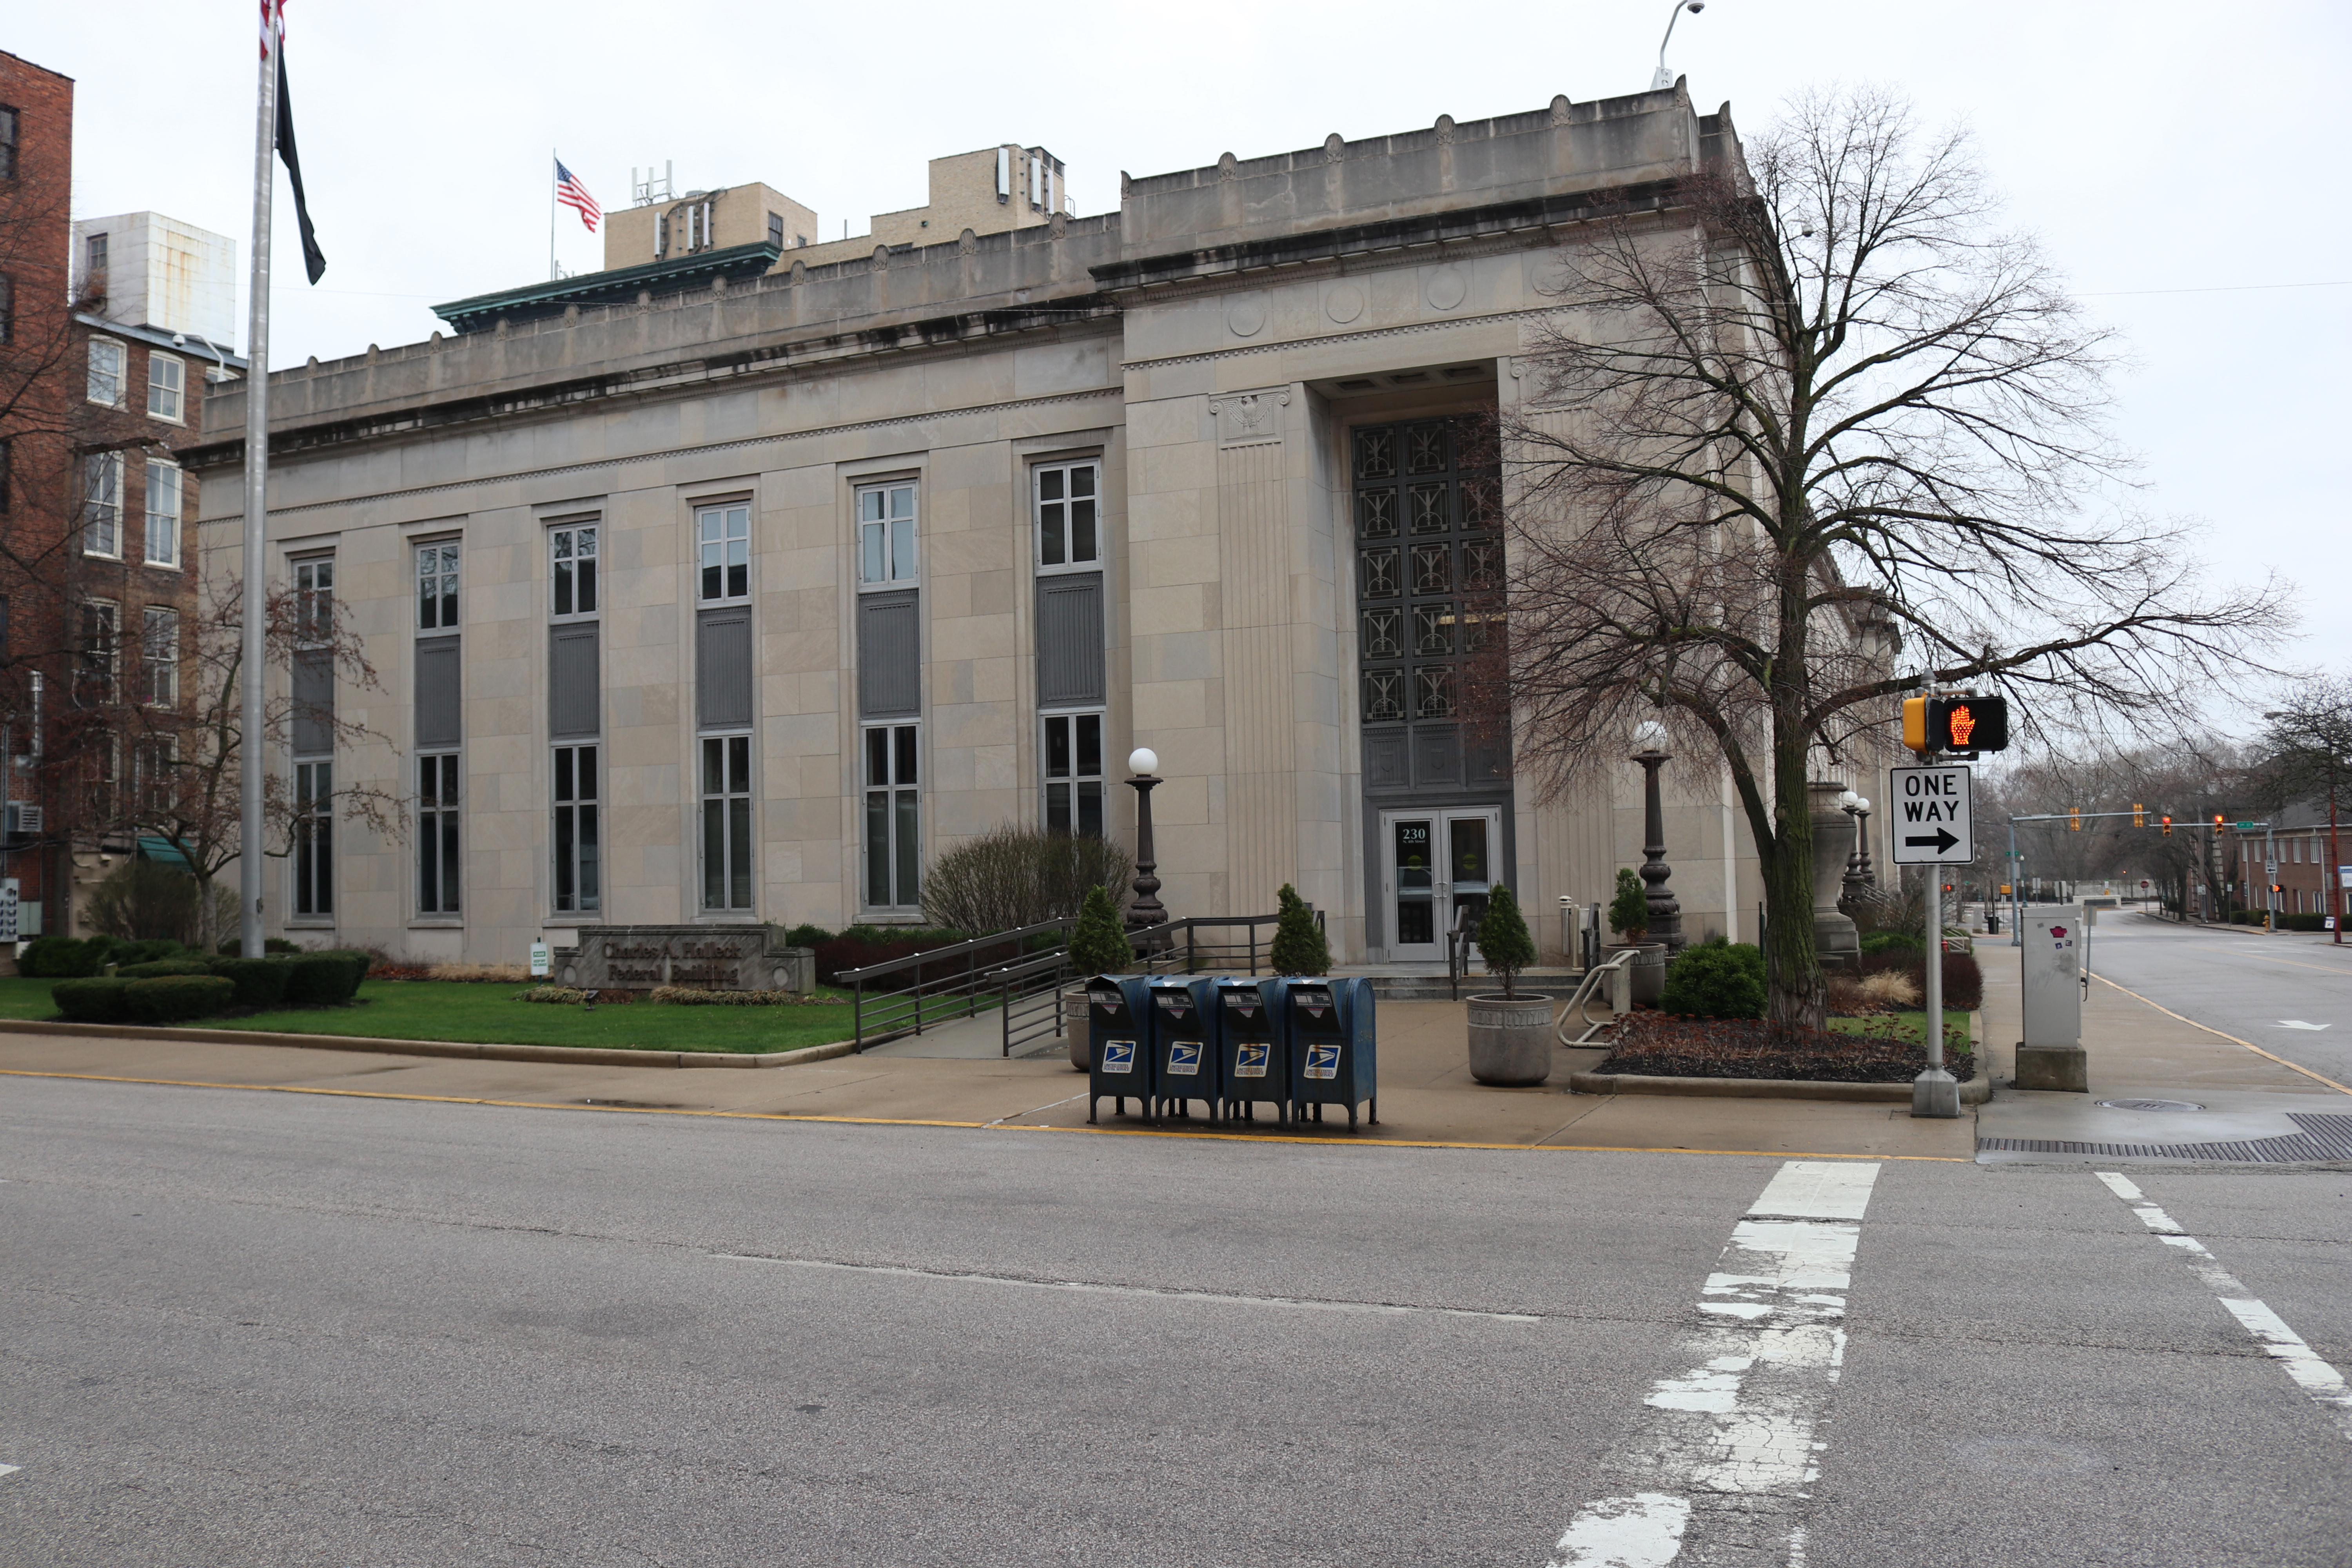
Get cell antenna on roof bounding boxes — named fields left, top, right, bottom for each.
left=632, top=162, right=673, bottom=208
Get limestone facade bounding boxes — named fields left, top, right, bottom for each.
left=188, top=82, right=1800, bottom=968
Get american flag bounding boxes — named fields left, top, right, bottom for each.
left=555, top=160, right=601, bottom=233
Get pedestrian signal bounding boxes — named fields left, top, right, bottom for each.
left=1902, top=694, right=2010, bottom=754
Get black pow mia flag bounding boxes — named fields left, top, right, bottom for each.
left=275, top=48, right=326, bottom=284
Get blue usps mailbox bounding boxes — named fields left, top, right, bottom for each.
left=1085, top=975, right=1154, bottom=1124
left=1285, top=976, right=1377, bottom=1129
left=1214, top=977, right=1292, bottom=1125
left=1147, top=976, right=1220, bottom=1123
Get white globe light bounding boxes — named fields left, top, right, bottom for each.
left=1632, top=720, right=1667, bottom=749
left=1129, top=748, right=1159, bottom=775
left=1839, top=789, right=1860, bottom=809
left=1854, top=796, right=1871, bottom=813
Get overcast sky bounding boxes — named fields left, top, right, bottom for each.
left=16, top=1, right=2349, bottom=713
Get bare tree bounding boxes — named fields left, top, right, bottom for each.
left=1498, top=86, right=2288, bottom=1025
left=100, top=579, right=403, bottom=951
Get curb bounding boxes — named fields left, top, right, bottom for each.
left=0, top=1018, right=857, bottom=1070
left=1566, top=1069, right=1991, bottom=1105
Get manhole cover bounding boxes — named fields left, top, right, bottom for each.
left=2097, top=1098, right=2205, bottom=1113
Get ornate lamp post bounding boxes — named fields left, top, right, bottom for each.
left=1630, top=720, right=1684, bottom=951
left=1839, top=789, right=1874, bottom=902
left=1125, top=748, right=1169, bottom=949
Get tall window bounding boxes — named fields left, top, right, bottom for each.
left=857, top=482, right=917, bottom=585
left=83, top=452, right=122, bottom=556
left=85, top=231, right=108, bottom=283
left=551, top=522, right=598, bottom=615
left=417, top=753, right=460, bottom=915
left=142, top=606, right=178, bottom=707
left=863, top=722, right=920, bottom=909
left=1034, top=461, right=1100, bottom=570
left=78, top=601, right=117, bottom=702
left=135, top=738, right=176, bottom=815
left=417, top=542, right=459, bottom=629
left=87, top=338, right=125, bottom=407
left=696, top=503, right=749, bottom=602
left=0, top=106, right=16, bottom=180
left=553, top=744, right=600, bottom=914
left=144, top=459, right=181, bottom=568
left=293, top=760, right=333, bottom=917
left=1, top=437, right=13, bottom=509
left=295, top=558, right=334, bottom=642
left=0, top=274, right=11, bottom=345
left=766, top=212, right=785, bottom=249
left=91, top=737, right=118, bottom=822
left=699, top=734, right=753, bottom=911
left=1042, top=711, right=1104, bottom=836
left=147, top=353, right=184, bottom=422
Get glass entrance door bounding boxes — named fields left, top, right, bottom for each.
left=1380, top=807, right=1504, bottom=961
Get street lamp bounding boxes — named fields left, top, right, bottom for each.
left=1838, top=789, right=1873, bottom=904
left=1630, top=720, right=1684, bottom=951
left=1125, top=747, right=1169, bottom=947
left=1651, top=0, right=1706, bottom=90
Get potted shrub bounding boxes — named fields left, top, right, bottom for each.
left=1064, top=884, right=1132, bottom=1069
left=1466, top=884, right=1554, bottom=1085
left=1607, top=866, right=1670, bottom=1005
left=1269, top=883, right=1332, bottom=976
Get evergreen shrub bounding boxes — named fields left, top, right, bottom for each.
left=1269, top=883, right=1332, bottom=976
left=51, top=978, right=132, bottom=1024
left=782, top=924, right=834, bottom=949
left=116, top=959, right=214, bottom=980
left=281, top=953, right=362, bottom=1007
left=1067, top=884, right=1134, bottom=977
left=1474, top=884, right=1538, bottom=997
left=1608, top=868, right=1650, bottom=941
left=124, top=975, right=237, bottom=1025
left=1660, top=938, right=1768, bottom=1020
left=207, top=956, right=292, bottom=1009
left=1859, top=931, right=1924, bottom=956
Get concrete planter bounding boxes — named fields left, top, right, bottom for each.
left=1467, top=993, right=1555, bottom=1086
left=1065, top=988, right=1092, bottom=1070
left=1610, top=943, right=1670, bottom=1005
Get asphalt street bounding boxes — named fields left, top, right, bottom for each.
left=2, top=1069, right=2347, bottom=1566
left=2054, top=910, right=2352, bottom=1086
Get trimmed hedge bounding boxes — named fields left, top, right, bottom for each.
left=116, top=959, right=214, bottom=980
left=207, top=956, right=292, bottom=1009
left=1859, top=931, right=1924, bottom=956
left=22, top=935, right=127, bottom=978
left=280, top=951, right=365, bottom=1006
left=1660, top=938, right=1767, bottom=1019
left=217, top=936, right=300, bottom=956
left=52, top=977, right=132, bottom=1024
left=125, top=975, right=236, bottom=1025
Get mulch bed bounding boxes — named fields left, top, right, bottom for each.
left=1597, top=1014, right=1976, bottom=1084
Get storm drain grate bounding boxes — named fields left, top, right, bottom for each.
left=1977, top=1112, right=2352, bottom=1165
left=2097, top=1098, right=2204, bottom=1112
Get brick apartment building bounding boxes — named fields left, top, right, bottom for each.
left=0, top=49, right=244, bottom=945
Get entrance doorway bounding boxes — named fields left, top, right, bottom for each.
left=1378, top=807, right=1503, bottom=961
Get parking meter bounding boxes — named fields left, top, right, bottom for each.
left=1147, top=976, right=1220, bottom=1123
left=1215, top=977, right=1290, bottom=1125
left=1284, top=976, right=1377, bottom=1130
left=1085, top=975, right=1154, bottom=1124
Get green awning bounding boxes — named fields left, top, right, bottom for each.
left=138, top=835, right=193, bottom=870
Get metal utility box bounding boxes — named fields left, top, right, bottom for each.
left=1147, top=976, right=1221, bottom=1123
left=2017, top=904, right=2088, bottom=1093
left=1215, top=977, right=1291, bottom=1125
left=1284, top=976, right=1378, bottom=1129
left=1085, top=975, right=1154, bottom=1123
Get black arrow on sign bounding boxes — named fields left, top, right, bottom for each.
left=1905, top=828, right=1960, bottom=855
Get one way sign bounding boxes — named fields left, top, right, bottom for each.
left=1889, top=764, right=1973, bottom=864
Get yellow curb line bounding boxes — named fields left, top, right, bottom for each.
left=0, top=1067, right=1969, bottom=1160
left=2091, top=973, right=2352, bottom=1096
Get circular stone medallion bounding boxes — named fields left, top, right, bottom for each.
left=1423, top=265, right=1467, bottom=312
left=1225, top=292, right=1267, bottom=338
left=1325, top=283, right=1365, bottom=325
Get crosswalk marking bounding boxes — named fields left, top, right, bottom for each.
left=1545, top=1161, right=1882, bottom=1567
left=2098, top=1171, right=2352, bottom=1441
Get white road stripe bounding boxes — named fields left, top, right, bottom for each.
left=711, top=1252, right=1544, bottom=1322
left=2096, top=1171, right=2352, bottom=1441
left=1546, top=1161, right=1881, bottom=1567
left=0, top=1464, right=18, bottom=1480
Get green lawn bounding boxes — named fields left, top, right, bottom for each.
left=1828, top=1011, right=1975, bottom=1052
left=0, top=976, right=942, bottom=1054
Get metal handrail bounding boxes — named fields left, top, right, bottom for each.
left=843, top=918, right=1074, bottom=1053
left=1445, top=904, right=1479, bottom=1000
left=1554, top=947, right=1640, bottom=1046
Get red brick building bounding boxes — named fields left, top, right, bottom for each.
left=0, top=49, right=243, bottom=944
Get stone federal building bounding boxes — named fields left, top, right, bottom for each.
left=190, top=82, right=1796, bottom=967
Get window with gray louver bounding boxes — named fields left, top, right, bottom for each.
left=550, top=624, right=601, bottom=739
left=290, top=648, right=334, bottom=755
left=1035, top=572, right=1104, bottom=709
left=696, top=607, right=753, bottom=730
left=857, top=590, right=920, bottom=719
left=415, top=636, right=461, bottom=748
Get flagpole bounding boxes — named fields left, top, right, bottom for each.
left=238, top=5, right=279, bottom=960
left=550, top=150, right=559, bottom=281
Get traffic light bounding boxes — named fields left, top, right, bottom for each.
left=1902, top=694, right=2010, bottom=755
left=2069, top=808, right=2081, bottom=831
left=2133, top=802, right=2145, bottom=828
left=2214, top=814, right=2225, bottom=832
left=2161, top=815, right=2173, bottom=837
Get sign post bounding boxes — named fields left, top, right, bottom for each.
left=1890, top=764, right=1974, bottom=1118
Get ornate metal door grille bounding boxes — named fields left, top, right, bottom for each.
left=1352, top=416, right=1499, bottom=739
